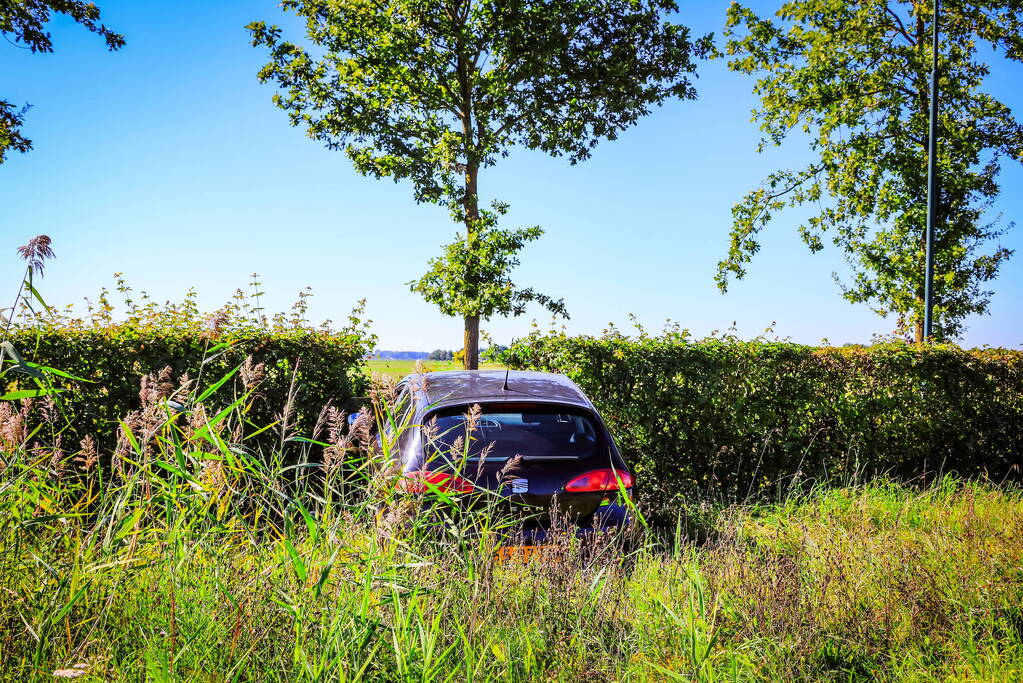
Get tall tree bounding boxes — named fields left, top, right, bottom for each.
left=1, top=1, right=124, bottom=164
left=719, top=1, right=1023, bottom=341
left=248, top=0, right=707, bottom=368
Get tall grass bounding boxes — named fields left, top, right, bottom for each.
left=2, top=242, right=1022, bottom=681
left=2, top=366, right=1022, bottom=681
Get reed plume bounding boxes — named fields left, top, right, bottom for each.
left=16, top=235, right=55, bottom=275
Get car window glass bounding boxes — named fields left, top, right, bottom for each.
left=423, top=404, right=599, bottom=462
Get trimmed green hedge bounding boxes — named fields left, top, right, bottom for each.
left=504, top=330, right=1023, bottom=520
left=6, top=327, right=370, bottom=453
left=7, top=315, right=1021, bottom=523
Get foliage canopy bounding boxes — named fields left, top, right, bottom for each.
left=248, top=0, right=707, bottom=366
left=409, top=201, right=568, bottom=321
left=719, top=0, right=1023, bottom=341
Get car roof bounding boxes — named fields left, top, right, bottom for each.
left=400, top=370, right=593, bottom=411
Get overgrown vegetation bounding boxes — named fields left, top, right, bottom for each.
left=3, top=272, right=375, bottom=455
left=10, top=272, right=1022, bottom=528
left=2, top=374, right=1021, bottom=680
left=11, top=277, right=1023, bottom=526
left=504, top=326, right=1023, bottom=521
left=3, top=243, right=1022, bottom=680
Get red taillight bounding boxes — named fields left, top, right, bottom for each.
left=564, top=469, right=633, bottom=492
left=399, top=470, right=475, bottom=494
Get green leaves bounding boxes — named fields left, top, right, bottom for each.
left=0, top=388, right=64, bottom=401
left=3, top=320, right=373, bottom=453
left=722, top=0, right=1023, bottom=341
left=409, top=201, right=567, bottom=321
left=506, top=329, right=1023, bottom=522
left=0, top=341, right=83, bottom=403
left=249, top=0, right=703, bottom=205
left=250, top=0, right=704, bottom=365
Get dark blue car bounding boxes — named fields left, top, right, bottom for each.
left=379, top=370, right=634, bottom=541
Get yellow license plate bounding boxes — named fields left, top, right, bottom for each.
left=495, top=545, right=550, bottom=562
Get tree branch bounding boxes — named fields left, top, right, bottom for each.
left=885, top=5, right=914, bottom=45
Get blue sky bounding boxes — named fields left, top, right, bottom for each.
left=2, top=0, right=1021, bottom=350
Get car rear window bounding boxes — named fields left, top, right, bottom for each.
left=423, top=403, right=600, bottom=462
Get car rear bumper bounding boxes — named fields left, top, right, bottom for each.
left=505, top=501, right=632, bottom=543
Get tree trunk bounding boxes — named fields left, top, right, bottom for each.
left=913, top=11, right=928, bottom=346
left=458, top=46, right=481, bottom=371
left=461, top=157, right=481, bottom=370
left=463, top=314, right=480, bottom=370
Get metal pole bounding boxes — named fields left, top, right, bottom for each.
left=923, top=0, right=939, bottom=341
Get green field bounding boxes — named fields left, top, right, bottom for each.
left=364, top=358, right=504, bottom=379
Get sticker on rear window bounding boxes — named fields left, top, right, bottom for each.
left=510, top=478, right=528, bottom=494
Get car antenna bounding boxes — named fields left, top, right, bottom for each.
left=502, top=366, right=510, bottom=392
